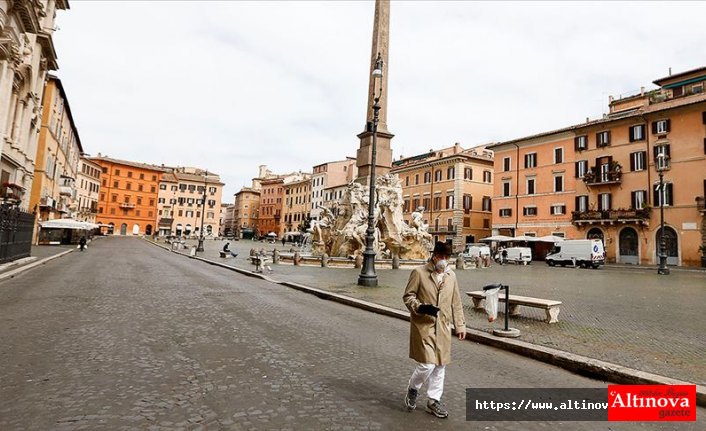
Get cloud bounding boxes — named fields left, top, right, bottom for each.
left=52, top=1, right=706, bottom=198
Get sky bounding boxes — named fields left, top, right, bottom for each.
left=52, top=1, right=705, bottom=199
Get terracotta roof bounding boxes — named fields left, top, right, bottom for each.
left=90, top=156, right=169, bottom=172
left=653, top=66, right=706, bottom=86
left=173, top=171, right=224, bottom=185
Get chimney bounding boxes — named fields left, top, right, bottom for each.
left=258, top=165, right=267, bottom=178
left=640, top=86, right=645, bottom=96
left=586, top=117, right=590, bottom=123
left=454, top=142, right=461, bottom=153
left=668, top=67, right=672, bottom=76
left=608, top=95, right=614, bottom=103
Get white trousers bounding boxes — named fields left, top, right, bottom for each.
left=408, top=362, right=446, bottom=401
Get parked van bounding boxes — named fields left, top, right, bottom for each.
left=545, top=239, right=605, bottom=268
left=462, top=243, right=491, bottom=259
left=504, top=247, right=532, bottom=265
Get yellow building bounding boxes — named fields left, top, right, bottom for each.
left=29, top=75, right=83, bottom=242
left=391, top=143, right=495, bottom=252
left=282, top=177, right=312, bottom=240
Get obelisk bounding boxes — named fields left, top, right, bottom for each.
left=356, top=0, right=394, bottom=183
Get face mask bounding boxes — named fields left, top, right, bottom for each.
left=435, top=259, right=448, bottom=272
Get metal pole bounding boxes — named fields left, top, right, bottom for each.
left=196, top=171, right=207, bottom=252
left=358, top=97, right=380, bottom=287
left=504, top=284, right=509, bottom=332
left=657, top=169, right=670, bottom=275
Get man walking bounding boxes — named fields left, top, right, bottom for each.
left=403, top=242, right=466, bottom=418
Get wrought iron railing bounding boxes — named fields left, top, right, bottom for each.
left=0, top=205, right=34, bottom=264
left=571, top=208, right=651, bottom=222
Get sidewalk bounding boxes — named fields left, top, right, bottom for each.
left=0, top=245, right=74, bottom=276
left=155, top=237, right=706, bottom=386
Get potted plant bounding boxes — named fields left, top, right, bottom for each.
left=699, top=245, right=706, bottom=268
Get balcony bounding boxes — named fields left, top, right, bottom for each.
left=158, top=217, right=174, bottom=227
left=119, top=202, right=136, bottom=209
left=429, top=225, right=458, bottom=234
left=59, top=186, right=73, bottom=197
left=571, top=208, right=651, bottom=226
left=582, top=165, right=623, bottom=187
left=39, top=196, right=56, bottom=208
left=697, top=196, right=705, bottom=213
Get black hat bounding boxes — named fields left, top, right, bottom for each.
left=432, top=241, right=452, bottom=257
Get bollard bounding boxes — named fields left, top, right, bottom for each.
left=455, top=256, right=465, bottom=270
left=392, top=254, right=400, bottom=269
left=293, top=251, right=301, bottom=266
left=354, top=254, right=363, bottom=269
left=321, top=253, right=329, bottom=268
left=272, top=249, right=280, bottom=264
left=190, top=246, right=196, bottom=256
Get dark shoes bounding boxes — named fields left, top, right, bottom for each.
left=426, top=399, right=449, bottom=418
left=404, top=387, right=418, bottom=411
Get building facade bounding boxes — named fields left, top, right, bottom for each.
left=391, top=143, right=495, bottom=252
left=156, top=167, right=224, bottom=238
left=219, top=203, right=233, bottom=236
left=0, top=0, right=69, bottom=210
left=233, top=188, right=260, bottom=239
left=75, top=156, right=100, bottom=224
left=282, top=177, right=311, bottom=239
left=310, top=158, right=356, bottom=220
left=257, top=177, right=283, bottom=237
left=489, top=66, right=706, bottom=266
left=92, top=156, right=164, bottom=236
left=28, top=75, right=82, bottom=237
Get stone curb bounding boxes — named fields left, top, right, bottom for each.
left=143, top=239, right=706, bottom=407
left=0, top=249, right=74, bottom=282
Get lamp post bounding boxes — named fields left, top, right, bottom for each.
left=196, top=170, right=209, bottom=253
left=358, top=53, right=384, bottom=287
left=656, top=154, right=670, bottom=275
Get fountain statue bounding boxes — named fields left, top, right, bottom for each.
left=309, top=174, right=431, bottom=260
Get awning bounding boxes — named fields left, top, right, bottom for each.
left=39, top=218, right=98, bottom=230
left=535, top=235, right=565, bottom=243
left=479, top=235, right=513, bottom=242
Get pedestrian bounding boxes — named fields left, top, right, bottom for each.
left=282, top=237, right=286, bottom=247
left=79, top=236, right=87, bottom=252
left=223, top=242, right=230, bottom=253
left=403, top=241, right=466, bottom=418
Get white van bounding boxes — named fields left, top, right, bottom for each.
left=462, top=243, right=491, bottom=259
left=545, top=239, right=605, bottom=269
left=504, top=247, right=532, bottom=265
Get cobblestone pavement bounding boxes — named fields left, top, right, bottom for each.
left=178, top=238, right=706, bottom=386
left=0, top=244, right=74, bottom=276
left=3, top=238, right=703, bottom=430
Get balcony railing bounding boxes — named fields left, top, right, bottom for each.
left=59, top=186, right=73, bottom=197
left=119, top=202, right=135, bottom=209
left=582, top=166, right=623, bottom=186
left=572, top=208, right=651, bottom=225
left=429, top=225, right=457, bottom=234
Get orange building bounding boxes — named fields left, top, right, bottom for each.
left=489, top=66, right=706, bottom=267
left=391, top=143, right=495, bottom=252
left=233, top=187, right=260, bottom=239
left=91, top=156, right=166, bottom=236
left=257, top=177, right=284, bottom=238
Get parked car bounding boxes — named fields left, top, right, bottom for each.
left=545, top=239, right=605, bottom=268
left=462, top=243, right=491, bottom=259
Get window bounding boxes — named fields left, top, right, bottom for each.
left=464, top=168, right=473, bottom=180
left=136, top=210, right=141, bottom=216
left=101, top=167, right=107, bottom=174
left=405, top=176, right=409, bottom=187
left=446, top=194, right=454, bottom=209
left=433, top=196, right=441, bottom=211
left=139, top=173, right=144, bottom=180
left=526, top=178, right=535, bottom=195
left=137, top=197, right=142, bottom=205
left=138, top=184, right=144, bottom=192
left=415, top=174, right=419, bottom=185
left=110, top=208, right=115, bottom=215
left=554, top=175, right=564, bottom=192
left=654, top=145, right=671, bottom=169
left=463, top=194, right=472, bottom=211
left=113, top=180, right=119, bottom=188
left=575, top=135, right=588, bottom=151
left=447, top=167, right=455, bottom=180
left=127, top=171, right=133, bottom=178
left=403, top=200, right=410, bottom=213
left=150, top=186, right=156, bottom=193
left=524, top=153, right=537, bottom=168
left=550, top=204, right=566, bottom=215
left=503, top=157, right=511, bottom=172
left=159, top=184, right=167, bottom=190
left=102, top=179, right=107, bottom=187
left=152, top=175, right=157, bottom=181
left=631, top=190, right=647, bottom=209
left=149, top=199, right=155, bottom=206
left=499, top=208, right=512, bottom=217
left=523, top=206, right=537, bottom=216
left=483, top=171, right=492, bottom=183
left=652, top=119, right=670, bottom=135
left=630, top=151, right=646, bottom=171
left=502, top=181, right=511, bottom=197
left=434, top=170, right=442, bottom=182
left=598, top=193, right=612, bottom=211
left=629, top=124, right=645, bottom=142
left=126, top=182, right=132, bottom=190
left=111, top=194, right=117, bottom=202
left=575, top=195, right=589, bottom=212
left=554, top=148, right=563, bottom=164
left=597, top=131, right=611, bottom=147
left=653, top=183, right=673, bottom=206
left=115, top=169, right=120, bottom=176
left=424, top=171, right=431, bottom=183
left=482, top=196, right=492, bottom=212
left=575, top=160, right=588, bottom=178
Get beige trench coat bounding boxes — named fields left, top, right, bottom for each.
left=403, top=262, right=466, bottom=365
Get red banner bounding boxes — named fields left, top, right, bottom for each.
left=608, top=385, right=696, bottom=421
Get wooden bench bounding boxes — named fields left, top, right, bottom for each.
left=466, top=290, right=562, bottom=324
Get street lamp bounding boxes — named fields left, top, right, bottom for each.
left=196, top=170, right=209, bottom=253
left=358, top=52, right=384, bottom=287
left=656, top=153, right=670, bottom=275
